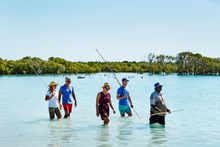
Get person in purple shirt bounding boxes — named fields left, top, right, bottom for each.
left=117, top=78, right=134, bottom=117
left=58, top=77, right=77, bottom=118
left=96, top=83, right=116, bottom=125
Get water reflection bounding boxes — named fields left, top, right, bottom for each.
left=48, top=120, right=62, bottom=147
left=147, top=125, right=167, bottom=147
left=48, top=120, right=76, bottom=147
left=116, top=118, right=133, bottom=146
left=95, top=125, right=111, bottom=147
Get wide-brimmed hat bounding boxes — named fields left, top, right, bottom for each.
left=49, top=81, right=58, bottom=87
left=102, top=83, right=111, bottom=90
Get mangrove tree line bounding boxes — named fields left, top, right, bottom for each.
left=0, top=52, right=219, bottom=75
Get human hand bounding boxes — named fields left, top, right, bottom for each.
left=123, top=94, right=128, bottom=99
left=96, top=111, right=99, bottom=117
left=113, top=110, right=116, bottom=114
left=167, top=109, right=171, bottom=114
left=51, top=93, right=55, bottom=97
left=59, top=103, right=62, bottom=110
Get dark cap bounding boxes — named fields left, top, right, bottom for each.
left=65, top=77, right=71, bottom=81
left=122, top=78, right=129, bottom=82
left=154, top=82, right=163, bottom=88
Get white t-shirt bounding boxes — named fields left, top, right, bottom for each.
left=46, top=90, right=59, bottom=108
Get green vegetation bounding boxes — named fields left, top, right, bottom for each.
left=0, top=52, right=219, bottom=75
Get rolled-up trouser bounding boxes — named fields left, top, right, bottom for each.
left=149, top=115, right=165, bottom=125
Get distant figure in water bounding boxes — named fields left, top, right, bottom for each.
left=45, top=81, right=62, bottom=120
left=149, top=83, right=171, bottom=125
left=117, top=78, right=134, bottom=117
left=58, top=77, right=77, bottom=118
left=96, top=83, right=116, bottom=125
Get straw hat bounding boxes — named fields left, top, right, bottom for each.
left=102, top=83, right=111, bottom=90
left=48, top=81, right=58, bottom=87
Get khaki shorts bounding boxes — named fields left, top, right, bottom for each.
left=49, top=107, right=62, bottom=118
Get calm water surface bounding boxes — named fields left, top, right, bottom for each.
left=0, top=73, right=219, bottom=147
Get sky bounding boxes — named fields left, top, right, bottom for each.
left=0, top=0, right=220, bottom=61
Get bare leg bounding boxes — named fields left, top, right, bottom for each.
left=64, top=111, right=69, bottom=118
left=50, top=112, right=55, bottom=120
left=55, top=108, right=62, bottom=119
left=103, top=118, right=110, bottom=125
left=127, top=112, right=132, bottom=117
left=64, top=107, right=70, bottom=118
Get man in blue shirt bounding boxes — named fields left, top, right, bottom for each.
left=117, top=78, right=134, bottom=117
left=58, top=77, right=77, bottom=118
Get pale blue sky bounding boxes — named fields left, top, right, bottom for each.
left=0, top=0, right=220, bottom=61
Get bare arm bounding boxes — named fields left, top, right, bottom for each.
left=45, top=90, right=54, bottom=101
left=72, top=91, right=77, bottom=106
left=151, top=105, right=162, bottom=112
left=166, top=104, right=171, bottom=113
left=96, top=93, right=101, bottom=116
left=57, top=91, right=63, bottom=109
left=58, top=91, right=62, bottom=104
left=45, top=94, right=53, bottom=101
left=164, top=97, right=171, bottom=113
left=128, top=95, right=133, bottom=108
left=109, top=96, right=115, bottom=113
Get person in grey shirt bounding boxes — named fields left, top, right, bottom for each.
left=149, top=82, right=171, bottom=125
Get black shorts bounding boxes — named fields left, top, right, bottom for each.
left=149, top=115, right=165, bottom=125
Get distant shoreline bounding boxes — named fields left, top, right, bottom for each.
left=0, top=52, right=219, bottom=76
left=1, top=73, right=219, bottom=77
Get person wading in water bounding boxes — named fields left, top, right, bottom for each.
left=96, top=83, right=116, bottom=125
left=117, top=78, right=134, bottom=117
left=59, top=77, right=77, bottom=118
left=149, top=83, right=171, bottom=125
left=45, top=81, right=62, bottom=120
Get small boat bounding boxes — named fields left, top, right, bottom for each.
left=77, top=76, right=85, bottom=79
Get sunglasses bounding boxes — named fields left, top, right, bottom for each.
left=103, top=87, right=110, bottom=90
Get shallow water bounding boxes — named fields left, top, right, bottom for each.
left=0, top=73, right=219, bottom=147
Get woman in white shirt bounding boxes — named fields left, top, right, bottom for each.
left=45, top=81, right=62, bottom=119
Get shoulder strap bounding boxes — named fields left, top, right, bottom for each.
left=99, top=92, right=103, bottom=96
